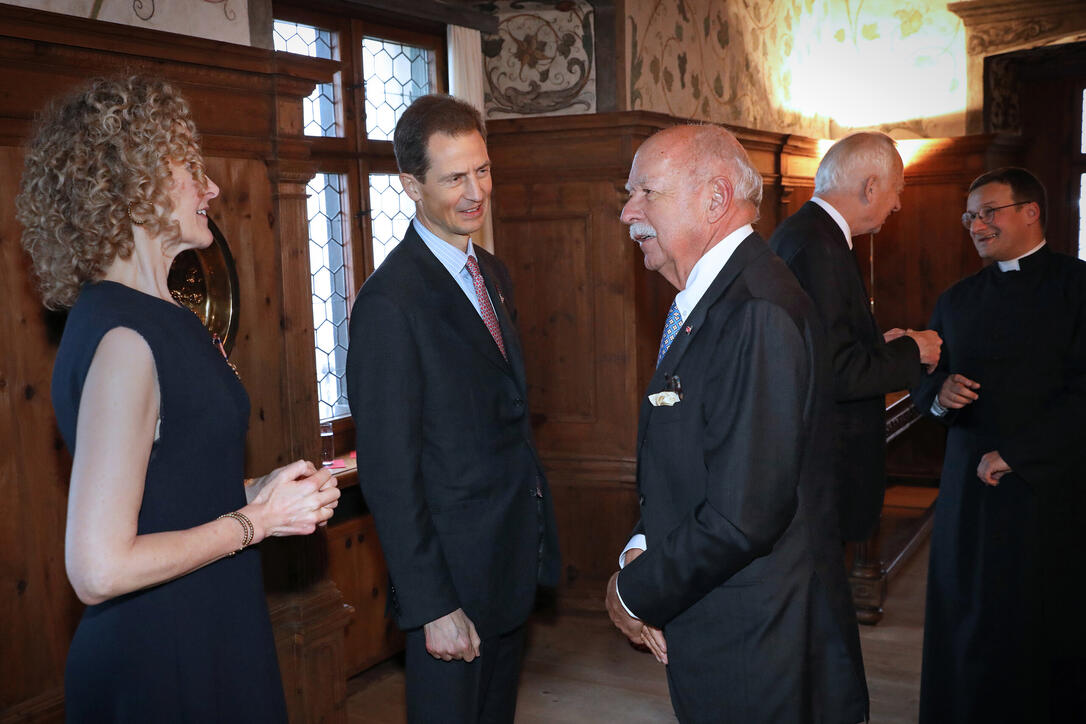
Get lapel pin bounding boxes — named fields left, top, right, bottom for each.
left=685, top=326, right=693, bottom=334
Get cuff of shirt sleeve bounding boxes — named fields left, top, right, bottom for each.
left=619, top=534, right=647, bottom=568
left=930, top=398, right=949, bottom=417
left=615, top=577, right=640, bottom=620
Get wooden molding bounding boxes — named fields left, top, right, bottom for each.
left=948, top=0, right=1086, bottom=56
left=542, top=454, right=637, bottom=486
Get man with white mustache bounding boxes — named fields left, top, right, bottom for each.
left=911, top=167, right=1086, bottom=723
left=604, top=124, right=868, bottom=723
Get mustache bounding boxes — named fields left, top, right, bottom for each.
left=628, top=222, right=657, bottom=243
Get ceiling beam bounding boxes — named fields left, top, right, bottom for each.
left=340, top=0, right=497, bottom=33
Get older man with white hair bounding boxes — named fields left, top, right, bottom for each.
left=770, top=132, right=942, bottom=542
left=604, top=124, right=869, bottom=723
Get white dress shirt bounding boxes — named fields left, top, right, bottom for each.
left=413, top=217, right=495, bottom=318
left=810, top=196, right=853, bottom=248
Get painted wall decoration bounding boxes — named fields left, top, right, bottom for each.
left=5, top=0, right=251, bottom=46
left=477, top=0, right=597, bottom=119
left=628, top=0, right=966, bottom=139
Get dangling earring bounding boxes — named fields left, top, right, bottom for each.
left=127, top=201, right=146, bottom=226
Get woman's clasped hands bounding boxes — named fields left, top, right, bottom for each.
left=245, top=460, right=340, bottom=542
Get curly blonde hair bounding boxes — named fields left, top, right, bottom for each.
left=16, top=76, right=208, bottom=309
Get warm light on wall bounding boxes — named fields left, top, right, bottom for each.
left=780, top=1, right=965, bottom=135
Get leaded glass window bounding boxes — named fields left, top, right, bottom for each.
left=307, top=173, right=351, bottom=421
left=273, top=20, right=340, bottom=138
left=362, top=37, right=434, bottom=141
left=368, top=174, right=413, bottom=269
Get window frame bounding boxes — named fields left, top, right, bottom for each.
left=274, top=2, right=447, bottom=441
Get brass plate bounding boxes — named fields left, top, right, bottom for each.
left=167, top=217, right=241, bottom=353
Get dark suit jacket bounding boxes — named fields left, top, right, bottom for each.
left=618, top=233, right=868, bottom=723
left=345, top=226, right=560, bottom=639
left=770, top=201, right=921, bottom=540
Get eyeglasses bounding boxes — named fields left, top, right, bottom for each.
left=961, top=201, right=1029, bottom=229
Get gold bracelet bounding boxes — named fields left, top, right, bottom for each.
left=218, top=511, right=254, bottom=556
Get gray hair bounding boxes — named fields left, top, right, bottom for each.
left=814, top=132, right=900, bottom=196
left=686, top=124, right=764, bottom=211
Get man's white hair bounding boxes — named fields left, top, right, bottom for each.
left=814, top=132, right=900, bottom=195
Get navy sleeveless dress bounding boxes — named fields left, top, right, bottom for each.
left=53, top=281, right=287, bottom=723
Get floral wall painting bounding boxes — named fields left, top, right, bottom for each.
left=478, top=0, right=597, bottom=119
left=628, top=0, right=967, bottom=139
left=5, top=0, right=252, bottom=46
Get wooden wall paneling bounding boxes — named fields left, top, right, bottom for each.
left=0, top=146, right=78, bottom=719
left=202, top=157, right=293, bottom=472
left=492, top=175, right=645, bottom=605
left=488, top=114, right=662, bottom=606
left=325, top=514, right=403, bottom=676
left=494, top=184, right=636, bottom=459
left=544, top=462, right=640, bottom=609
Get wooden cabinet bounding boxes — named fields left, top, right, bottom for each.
left=325, top=513, right=404, bottom=676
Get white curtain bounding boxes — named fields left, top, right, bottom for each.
left=447, top=24, right=494, bottom=252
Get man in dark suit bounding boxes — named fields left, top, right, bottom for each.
left=345, top=94, right=560, bottom=724
left=769, top=132, right=941, bottom=540
left=604, top=124, right=869, bottom=723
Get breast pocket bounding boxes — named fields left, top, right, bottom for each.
left=647, top=402, right=685, bottom=425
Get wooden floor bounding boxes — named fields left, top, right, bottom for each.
left=346, top=541, right=929, bottom=723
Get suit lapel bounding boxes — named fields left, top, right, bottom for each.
left=637, top=232, right=770, bottom=451
left=808, top=202, right=871, bottom=300
left=478, top=253, right=527, bottom=394
left=807, top=202, right=879, bottom=336
left=402, top=230, right=514, bottom=378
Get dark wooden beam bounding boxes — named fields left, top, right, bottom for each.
left=340, top=0, right=497, bottom=33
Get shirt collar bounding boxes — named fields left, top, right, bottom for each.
left=810, top=196, right=853, bottom=249
left=996, top=240, right=1046, bottom=272
left=413, top=217, right=476, bottom=275
left=673, top=224, right=753, bottom=322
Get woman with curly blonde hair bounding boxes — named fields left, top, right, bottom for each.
left=18, top=76, right=340, bottom=723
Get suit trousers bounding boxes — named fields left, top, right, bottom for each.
left=405, top=624, right=526, bottom=724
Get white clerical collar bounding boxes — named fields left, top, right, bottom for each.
left=996, top=240, right=1046, bottom=271
left=810, top=196, right=853, bottom=249
left=673, top=224, right=753, bottom=322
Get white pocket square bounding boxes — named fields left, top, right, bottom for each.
left=648, top=391, right=681, bottom=407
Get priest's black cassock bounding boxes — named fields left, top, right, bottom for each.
left=911, top=244, right=1086, bottom=723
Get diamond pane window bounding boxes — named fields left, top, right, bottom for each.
left=307, top=173, right=351, bottom=421
left=362, top=37, right=434, bottom=141
left=369, top=174, right=413, bottom=268
left=273, top=20, right=339, bottom=137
